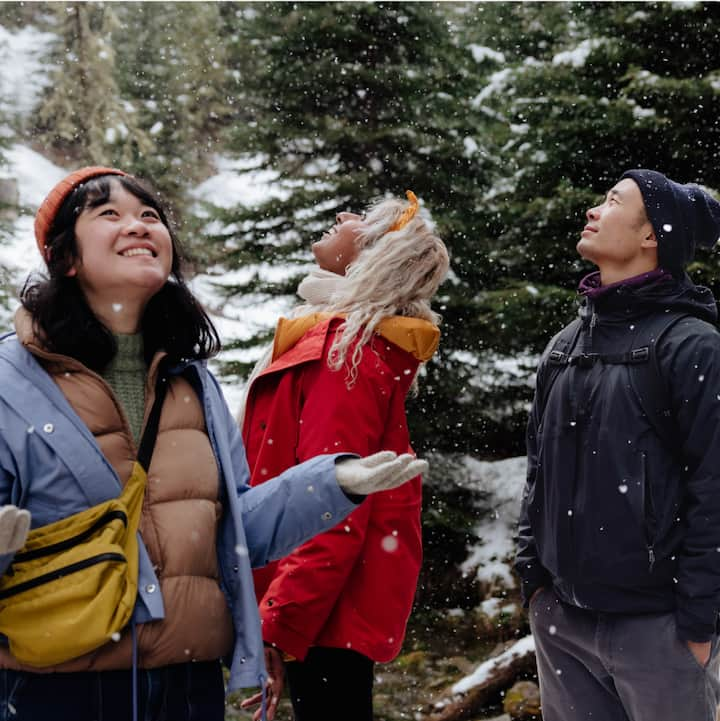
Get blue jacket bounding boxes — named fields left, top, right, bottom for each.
left=0, top=334, right=358, bottom=690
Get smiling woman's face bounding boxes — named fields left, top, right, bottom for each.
left=68, top=179, right=173, bottom=309
left=311, top=211, right=365, bottom=275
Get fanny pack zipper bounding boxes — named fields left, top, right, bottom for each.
left=0, top=552, right=127, bottom=599
left=12, top=510, right=128, bottom=563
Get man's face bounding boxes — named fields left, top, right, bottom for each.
left=577, top=178, right=656, bottom=269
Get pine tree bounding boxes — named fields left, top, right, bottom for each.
left=210, top=1, right=499, bottom=457
left=33, top=2, right=153, bottom=168
left=111, top=2, right=233, bottom=202
left=451, top=1, right=720, bottom=454
left=0, top=116, right=15, bottom=316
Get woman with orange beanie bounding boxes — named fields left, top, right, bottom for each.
left=239, top=192, right=449, bottom=721
left=0, top=167, right=427, bottom=721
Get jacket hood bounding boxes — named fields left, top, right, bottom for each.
left=271, top=313, right=440, bottom=362
left=579, top=271, right=718, bottom=325
left=14, top=307, right=41, bottom=348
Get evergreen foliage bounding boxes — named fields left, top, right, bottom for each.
left=0, top=89, right=16, bottom=313
left=0, top=1, right=47, bottom=29
left=211, top=1, right=501, bottom=456
left=34, top=3, right=153, bottom=169
left=480, top=1, right=720, bottom=289
left=4, top=1, right=720, bottom=457
left=456, top=0, right=720, bottom=454
left=111, top=2, right=234, bottom=202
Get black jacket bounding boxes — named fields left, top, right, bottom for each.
left=516, top=274, right=720, bottom=642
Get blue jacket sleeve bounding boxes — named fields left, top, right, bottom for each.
left=205, top=370, right=359, bottom=569
left=0, top=436, right=19, bottom=577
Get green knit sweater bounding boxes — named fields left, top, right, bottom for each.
left=102, top=334, right=146, bottom=444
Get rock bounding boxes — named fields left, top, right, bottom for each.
left=503, top=680, right=541, bottom=719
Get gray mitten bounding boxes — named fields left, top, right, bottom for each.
left=0, top=505, right=31, bottom=554
left=335, top=451, right=428, bottom=495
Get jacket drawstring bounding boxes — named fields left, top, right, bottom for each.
left=131, top=621, right=138, bottom=721
left=260, top=672, right=268, bottom=721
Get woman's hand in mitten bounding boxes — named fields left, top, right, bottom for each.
left=0, top=505, right=30, bottom=554
left=335, top=451, right=428, bottom=496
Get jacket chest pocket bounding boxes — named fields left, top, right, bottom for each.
left=622, top=451, right=659, bottom=571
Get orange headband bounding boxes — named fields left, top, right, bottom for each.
left=389, top=190, right=419, bottom=232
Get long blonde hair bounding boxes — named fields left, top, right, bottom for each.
left=237, top=195, right=449, bottom=424
left=303, top=195, right=450, bottom=385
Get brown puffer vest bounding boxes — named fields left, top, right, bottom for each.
left=0, top=310, right=233, bottom=671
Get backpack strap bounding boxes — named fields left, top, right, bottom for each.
left=564, top=312, right=691, bottom=450
left=535, top=318, right=583, bottom=412
left=565, top=346, right=650, bottom=367
left=538, top=312, right=692, bottom=450
left=621, top=312, right=692, bottom=451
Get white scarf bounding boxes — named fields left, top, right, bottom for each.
left=236, top=268, right=344, bottom=425
left=296, top=267, right=344, bottom=307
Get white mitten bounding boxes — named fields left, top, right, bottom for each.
left=0, top=505, right=31, bottom=554
left=335, top=451, right=428, bottom=496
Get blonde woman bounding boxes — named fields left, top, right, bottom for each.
left=240, top=192, right=449, bottom=721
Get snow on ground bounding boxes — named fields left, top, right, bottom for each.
left=451, top=634, right=535, bottom=695
left=190, top=154, right=310, bottom=410
left=0, top=145, right=66, bottom=310
left=479, top=596, right=518, bottom=618
left=0, top=24, right=55, bottom=119
left=460, top=456, right=527, bottom=589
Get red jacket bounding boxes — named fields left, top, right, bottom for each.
left=242, top=315, right=438, bottom=662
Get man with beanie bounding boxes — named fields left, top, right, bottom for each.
left=516, top=169, right=720, bottom=721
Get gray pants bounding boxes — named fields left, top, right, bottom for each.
left=529, top=587, right=720, bottom=721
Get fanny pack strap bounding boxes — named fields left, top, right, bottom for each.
left=136, top=362, right=169, bottom=473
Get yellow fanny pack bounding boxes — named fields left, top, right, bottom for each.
left=0, top=369, right=168, bottom=667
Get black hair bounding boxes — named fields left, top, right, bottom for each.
left=21, top=174, right=221, bottom=371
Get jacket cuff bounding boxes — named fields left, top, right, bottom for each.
left=333, top=454, right=365, bottom=504
left=675, top=608, right=717, bottom=643
left=520, top=575, right=553, bottom=609
left=262, top=620, right=313, bottom=662
left=516, top=563, right=552, bottom=608
left=675, top=604, right=717, bottom=643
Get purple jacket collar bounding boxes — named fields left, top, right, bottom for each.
left=578, top=267, right=673, bottom=300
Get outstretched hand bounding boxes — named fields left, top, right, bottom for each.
left=335, top=451, right=428, bottom=496
left=0, top=505, right=30, bottom=555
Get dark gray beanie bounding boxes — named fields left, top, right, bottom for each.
left=621, top=169, right=720, bottom=276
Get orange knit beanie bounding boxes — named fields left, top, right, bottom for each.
left=34, top=166, right=126, bottom=260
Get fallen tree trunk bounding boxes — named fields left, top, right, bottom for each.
left=424, top=636, right=537, bottom=721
